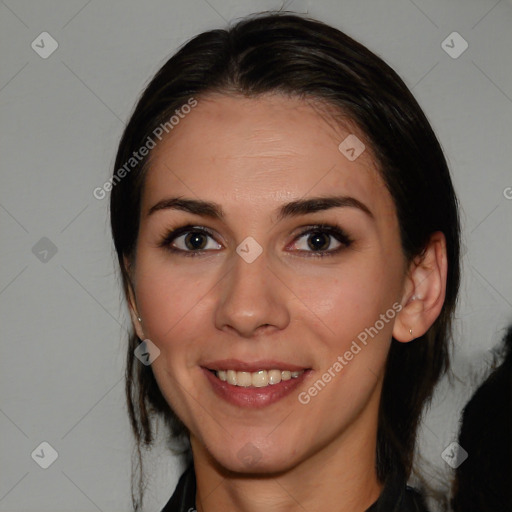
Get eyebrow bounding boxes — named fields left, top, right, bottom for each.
left=147, top=195, right=374, bottom=220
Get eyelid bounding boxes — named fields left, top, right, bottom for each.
left=292, top=223, right=352, bottom=241
left=158, top=225, right=220, bottom=249
left=286, top=224, right=353, bottom=254
left=158, top=222, right=353, bottom=256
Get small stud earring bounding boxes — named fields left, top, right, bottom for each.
left=409, top=328, right=413, bottom=336
left=137, top=317, right=142, bottom=322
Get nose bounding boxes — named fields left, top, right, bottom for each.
left=214, top=248, right=290, bottom=338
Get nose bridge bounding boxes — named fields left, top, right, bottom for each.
left=215, top=247, right=289, bottom=336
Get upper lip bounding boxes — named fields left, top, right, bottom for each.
left=202, top=359, right=309, bottom=372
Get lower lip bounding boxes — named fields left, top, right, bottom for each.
left=202, top=368, right=311, bottom=408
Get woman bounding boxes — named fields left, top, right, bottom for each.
left=110, top=13, right=460, bottom=511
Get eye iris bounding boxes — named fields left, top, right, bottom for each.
left=307, top=232, right=330, bottom=251
left=185, top=232, right=207, bottom=250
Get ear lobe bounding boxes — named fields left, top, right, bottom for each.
left=393, top=232, right=448, bottom=343
left=124, top=257, right=145, bottom=340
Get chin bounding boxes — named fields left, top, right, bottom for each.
left=219, top=452, right=299, bottom=476
left=204, top=436, right=303, bottom=476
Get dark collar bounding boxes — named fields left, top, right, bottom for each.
left=161, top=465, right=430, bottom=512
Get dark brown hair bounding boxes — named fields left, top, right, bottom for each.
left=110, top=12, right=461, bottom=510
left=451, top=325, right=512, bottom=511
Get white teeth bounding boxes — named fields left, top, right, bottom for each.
left=252, top=370, right=268, bottom=388
left=268, top=369, right=282, bottom=385
left=213, top=368, right=305, bottom=387
left=227, top=369, right=237, bottom=385
left=237, top=371, right=252, bottom=387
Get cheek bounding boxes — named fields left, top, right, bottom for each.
left=133, top=260, right=213, bottom=413
left=289, top=256, right=400, bottom=343
left=133, top=256, right=214, bottom=352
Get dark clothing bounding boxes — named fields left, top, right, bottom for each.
left=161, top=465, right=429, bottom=511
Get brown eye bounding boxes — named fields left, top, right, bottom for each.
left=160, top=226, right=222, bottom=254
left=306, top=231, right=332, bottom=251
left=183, top=232, right=208, bottom=250
left=172, top=230, right=221, bottom=252
left=289, top=224, right=353, bottom=257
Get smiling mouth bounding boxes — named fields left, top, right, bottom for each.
left=209, top=369, right=305, bottom=388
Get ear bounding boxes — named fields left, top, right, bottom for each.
left=393, top=231, right=448, bottom=343
left=124, top=255, right=145, bottom=340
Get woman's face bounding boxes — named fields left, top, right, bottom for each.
left=129, top=93, right=408, bottom=473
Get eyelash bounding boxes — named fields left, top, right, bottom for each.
left=158, top=223, right=354, bottom=258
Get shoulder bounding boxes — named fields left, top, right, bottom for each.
left=159, top=465, right=195, bottom=512
left=367, top=471, right=431, bottom=512
left=401, top=485, right=431, bottom=512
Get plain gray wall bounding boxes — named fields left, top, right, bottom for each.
left=1, top=0, right=511, bottom=511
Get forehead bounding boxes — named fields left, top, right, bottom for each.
left=142, top=93, right=394, bottom=220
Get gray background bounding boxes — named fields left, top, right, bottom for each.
left=1, top=0, right=511, bottom=511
